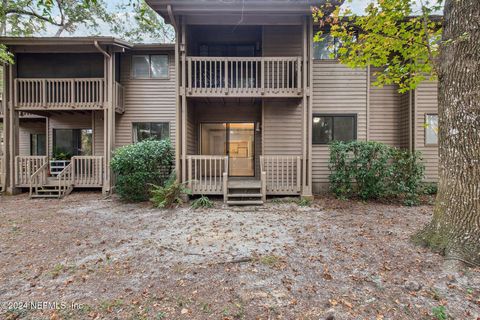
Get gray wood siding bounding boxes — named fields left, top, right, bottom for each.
left=263, top=99, right=302, bottom=156
left=263, top=25, right=302, bottom=57
left=369, top=69, right=405, bottom=148
left=93, top=110, right=104, bottom=156
left=415, top=81, right=439, bottom=182
left=116, top=51, right=176, bottom=148
left=311, top=61, right=368, bottom=192
left=19, top=119, right=46, bottom=156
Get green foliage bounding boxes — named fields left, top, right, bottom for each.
left=191, top=196, right=214, bottom=209
left=422, top=182, right=438, bottom=195
left=431, top=305, right=447, bottom=320
left=111, top=139, right=174, bottom=202
left=329, top=141, right=425, bottom=205
left=297, top=197, right=312, bottom=207
left=313, top=0, right=443, bottom=92
left=150, top=174, right=190, bottom=209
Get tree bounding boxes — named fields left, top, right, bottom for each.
left=313, top=0, right=480, bottom=266
left=0, top=0, right=173, bottom=64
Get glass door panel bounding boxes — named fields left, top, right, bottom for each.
left=201, top=123, right=227, bottom=156
left=228, top=123, right=254, bottom=177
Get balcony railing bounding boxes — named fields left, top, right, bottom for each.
left=260, top=155, right=302, bottom=195
left=15, top=78, right=105, bottom=110
left=187, top=57, right=303, bottom=97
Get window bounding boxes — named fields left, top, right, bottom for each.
left=53, top=129, right=92, bottom=158
left=30, top=133, right=46, bottom=156
left=132, top=55, right=169, bottom=79
left=133, top=122, right=170, bottom=143
left=425, top=114, right=438, bottom=145
left=313, top=33, right=341, bottom=60
left=313, top=114, right=356, bottom=144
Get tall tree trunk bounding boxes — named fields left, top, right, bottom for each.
left=417, top=0, right=480, bottom=266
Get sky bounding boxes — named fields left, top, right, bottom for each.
left=39, top=0, right=442, bottom=41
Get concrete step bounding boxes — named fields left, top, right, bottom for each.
left=31, top=194, right=60, bottom=198
left=227, top=200, right=264, bottom=206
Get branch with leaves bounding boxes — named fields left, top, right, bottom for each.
left=313, top=0, right=443, bottom=92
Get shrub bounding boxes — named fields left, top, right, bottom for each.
left=150, top=174, right=190, bottom=208
left=111, top=139, right=174, bottom=202
left=329, top=141, right=425, bottom=204
left=191, top=196, right=214, bottom=209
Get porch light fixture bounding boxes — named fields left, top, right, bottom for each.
left=256, top=122, right=261, bottom=132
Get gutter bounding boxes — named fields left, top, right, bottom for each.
left=94, top=40, right=111, bottom=59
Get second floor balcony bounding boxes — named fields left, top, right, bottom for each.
left=186, top=56, right=303, bottom=98
left=14, top=78, right=125, bottom=113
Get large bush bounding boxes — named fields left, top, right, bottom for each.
left=329, top=141, right=425, bottom=205
left=111, top=139, right=174, bottom=202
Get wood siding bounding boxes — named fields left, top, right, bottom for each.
left=115, top=51, right=176, bottom=148
left=93, top=110, right=104, bottom=156
left=415, top=81, right=439, bottom=182
left=19, top=119, right=46, bottom=156
left=369, top=69, right=407, bottom=148
left=263, top=25, right=302, bottom=57
left=263, top=99, right=302, bottom=156
left=311, top=61, right=368, bottom=192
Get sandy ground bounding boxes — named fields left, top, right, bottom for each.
left=0, top=192, right=479, bottom=320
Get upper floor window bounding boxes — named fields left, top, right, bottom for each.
left=313, top=114, right=357, bottom=144
left=313, top=33, right=341, bottom=60
left=425, top=114, right=438, bottom=145
left=133, top=122, right=170, bottom=143
left=132, top=55, right=169, bottom=79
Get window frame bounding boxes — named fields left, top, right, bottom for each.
left=131, top=54, right=169, bottom=80
left=312, top=113, right=358, bottom=145
left=132, top=122, right=170, bottom=143
left=424, top=113, right=439, bottom=146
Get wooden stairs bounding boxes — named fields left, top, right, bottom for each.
left=30, top=177, right=74, bottom=199
left=226, top=180, right=264, bottom=206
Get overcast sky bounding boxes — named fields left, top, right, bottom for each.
left=39, top=0, right=441, bottom=40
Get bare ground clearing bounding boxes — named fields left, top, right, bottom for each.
left=0, top=192, right=479, bottom=320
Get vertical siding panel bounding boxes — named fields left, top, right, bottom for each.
left=115, top=51, right=176, bottom=148
left=415, top=81, right=439, bottom=182
left=311, top=61, right=367, bottom=193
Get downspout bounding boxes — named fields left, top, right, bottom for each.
left=94, top=41, right=111, bottom=59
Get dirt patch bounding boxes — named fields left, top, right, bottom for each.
left=0, top=192, right=479, bottom=319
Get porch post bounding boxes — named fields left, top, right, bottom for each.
left=174, top=17, right=181, bottom=182
left=6, top=58, right=20, bottom=194
left=301, top=16, right=313, bottom=198
left=102, top=50, right=115, bottom=194
left=181, top=17, right=188, bottom=183
left=1, top=63, right=8, bottom=191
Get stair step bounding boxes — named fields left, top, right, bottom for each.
left=227, top=200, right=264, bottom=206
left=31, top=194, right=60, bottom=198
left=228, top=193, right=262, bottom=198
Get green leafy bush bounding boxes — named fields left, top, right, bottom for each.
left=111, top=139, right=174, bottom=202
left=329, top=141, right=425, bottom=205
left=150, top=174, right=190, bottom=208
left=191, top=196, right=214, bottom=209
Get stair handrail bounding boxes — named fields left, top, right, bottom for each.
left=57, top=162, right=74, bottom=198
left=260, top=156, right=267, bottom=202
left=29, top=162, right=49, bottom=197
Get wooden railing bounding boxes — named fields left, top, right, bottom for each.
left=187, top=57, right=302, bottom=97
left=187, top=155, right=228, bottom=196
left=57, top=162, right=74, bottom=198
left=115, top=82, right=125, bottom=113
left=72, top=156, right=104, bottom=187
left=15, top=156, right=48, bottom=186
left=260, top=155, right=302, bottom=195
left=16, top=155, right=103, bottom=189
left=29, top=161, right=49, bottom=197
left=15, top=78, right=105, bottom=110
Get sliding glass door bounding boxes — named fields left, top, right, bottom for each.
left=200, top=122, right=255, bottom=177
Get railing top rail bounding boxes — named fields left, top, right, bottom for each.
left=72, top=156, right=104, bottom=159
left=16, top=155, right=48, bottom=160
left=188, top=155, right=228, bottom=160
left=16, top=77, right=104, bottom=81
left=187, top=56, right=302, bottom=62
